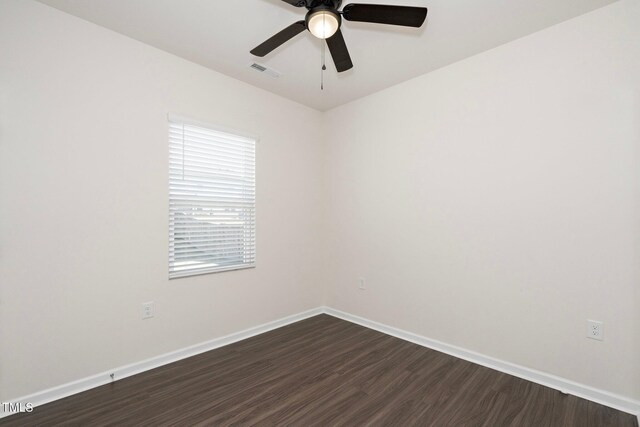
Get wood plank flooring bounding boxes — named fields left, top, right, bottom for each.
left=2, top=314, right=637, bottom=426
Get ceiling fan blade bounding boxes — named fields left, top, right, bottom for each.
left=326, top=29, right=353, bottom=72
left=250, top=21, right=306, bottom=57
left=342, top=3, right=428, bottom=27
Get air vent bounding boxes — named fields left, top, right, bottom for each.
left=248, top=62, right=281, bottom=79
left=250, top=63, right=267, bottom=72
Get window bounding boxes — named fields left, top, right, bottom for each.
left=169, top=116, right=256, bottom=278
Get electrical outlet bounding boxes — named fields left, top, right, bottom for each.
left=358, top=277, right=366, bottom=290
left=141, top=302, right=154, bottom=319
left=586, top=320, right=603, bottom=341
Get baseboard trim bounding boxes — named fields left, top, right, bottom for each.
left=0, top=307, right=323, bottom=419
left=322, top=306, right=640, bottom=417
left=3, top=306, right=639, bottom=419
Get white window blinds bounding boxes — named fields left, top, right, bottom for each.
left=169, top=117, right=256, bottom=279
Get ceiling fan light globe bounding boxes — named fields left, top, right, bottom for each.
left=307, top=11, right=339, bottom=39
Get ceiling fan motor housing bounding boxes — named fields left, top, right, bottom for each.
left=304, top=0, right=343, bottom=10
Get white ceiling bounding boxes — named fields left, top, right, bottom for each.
left=37, top=0, right=616, bottom=111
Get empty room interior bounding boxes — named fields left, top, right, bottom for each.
left=1, top=0, right=639, bottom=425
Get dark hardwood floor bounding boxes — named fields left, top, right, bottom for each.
left=2, top=314, right=637, bottom=426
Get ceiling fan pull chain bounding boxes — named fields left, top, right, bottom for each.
left=321, top=35, right=326, bottom=90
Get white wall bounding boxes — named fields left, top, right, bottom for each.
left=324, top=0, right=640, bottom=400
left=0, top=0, right=325, bottom=400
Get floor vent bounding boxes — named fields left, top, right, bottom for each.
left=249, top=62, right=281, bottom=78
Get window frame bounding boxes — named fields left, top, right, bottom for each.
left=167, top=114, right=258, bottom=279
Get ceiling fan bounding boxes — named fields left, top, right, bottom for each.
left=251, top=0, right=428, bottom=72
